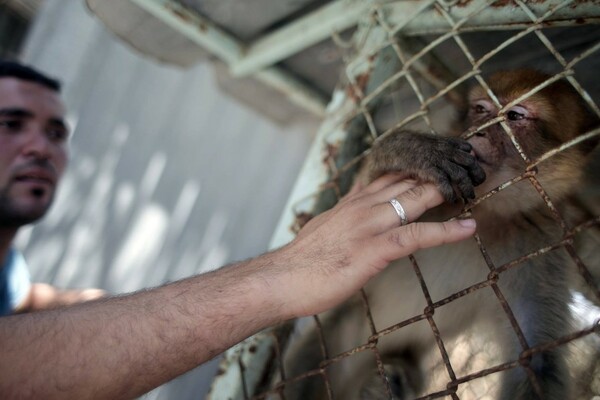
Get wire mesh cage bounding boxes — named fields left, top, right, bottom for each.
left=209, top=1, right=600, bottom=399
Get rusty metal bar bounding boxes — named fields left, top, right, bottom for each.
left=230, top=0, right=394, bottom=77
left=382, top=0, right=600, bottom=35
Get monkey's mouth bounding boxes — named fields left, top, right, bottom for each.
left=471, top=149, right=491, bottom=167
left=475, top=154, right=488, bottom=165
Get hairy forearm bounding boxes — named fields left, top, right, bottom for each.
left=0, top=177, right=477, bottom=399
left=0, top=251, right=287, bottom=400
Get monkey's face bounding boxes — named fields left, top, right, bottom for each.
left=463, top=93, right=532, bottom=195
left=463, top=70, right=588, bottom=211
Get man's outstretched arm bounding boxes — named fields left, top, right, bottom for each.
left=0, top=176, right=476, bottom=399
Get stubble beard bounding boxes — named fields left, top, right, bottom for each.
left=0, top=184, right=53, bottom=228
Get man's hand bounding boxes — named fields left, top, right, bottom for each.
left=272, top=175, right=476, bottom=318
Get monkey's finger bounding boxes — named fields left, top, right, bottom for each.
left=451, top=151, right=486, bottom=186
left=450, top=150, right=477, bottom=169
left=450, top=151, right=486, bottom=186
left=428, top=166, right=458, bottom=203
left=448, top=137, right=473, bottom=153
left=439, top=161, right=478, bottom=200
left=468, top=162, right=486, bottom=186
left=441, top=161, right=475, bottom=199
left=456, top=175, right=476, bottom=200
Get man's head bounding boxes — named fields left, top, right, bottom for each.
left=0, top=60, right=69, bottom=228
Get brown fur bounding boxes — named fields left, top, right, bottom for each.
left=280, top=70, right=596, bottom=400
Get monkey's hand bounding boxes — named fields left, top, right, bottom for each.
left=366, top=130, right=486, bottom=202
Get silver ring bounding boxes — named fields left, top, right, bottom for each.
left=388, top=198, right=408, bottom=226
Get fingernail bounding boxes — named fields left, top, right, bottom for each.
left=458, top=218, right=476, bottom=229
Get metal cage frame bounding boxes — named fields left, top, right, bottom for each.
left=209, top=1, right=600, bottom=398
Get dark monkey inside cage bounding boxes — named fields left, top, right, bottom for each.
left=281, top=69, right=599, bottom=400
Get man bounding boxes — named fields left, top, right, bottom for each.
left=0, top=60, right=477, bottom=399
left=0, top=62, right=104, bottom=317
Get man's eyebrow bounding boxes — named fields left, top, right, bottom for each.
left=0, top=108, right=68, bottom=130
left=0, top=108, right=34, bottom=118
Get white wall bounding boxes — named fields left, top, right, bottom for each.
left=17, top=0, right=314, bottom=398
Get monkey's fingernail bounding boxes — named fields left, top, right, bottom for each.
left=458, top=219, right=476, bottom=229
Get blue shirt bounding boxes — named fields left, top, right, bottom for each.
left=0, top=249, right=31, bottom=316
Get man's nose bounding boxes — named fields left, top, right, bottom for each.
left=22, top=130, right=52, bottom=159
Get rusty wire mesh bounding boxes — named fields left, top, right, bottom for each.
left=226, top=1, right=600, bottom=399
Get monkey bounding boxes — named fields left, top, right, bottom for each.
left=278, top=69, right=598, bottom=400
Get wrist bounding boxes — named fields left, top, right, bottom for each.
left=251, top=241, right=322, bottom=320
left=240, top=243, right=317, bottom=323
left=208, top=251, right=294, bottom=335
left=242, top=247, right=297, bottom=322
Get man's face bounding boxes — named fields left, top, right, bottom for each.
left=0, top=77, right=69, bottom=227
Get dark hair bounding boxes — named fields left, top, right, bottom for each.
left=0, top=60, right=61, bottom=92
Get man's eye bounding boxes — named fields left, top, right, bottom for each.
left=0, top=120, right=23, bottom=131
left=47, top=128, right=68, bottom=141
left=507, top=110, right=524, bottom=121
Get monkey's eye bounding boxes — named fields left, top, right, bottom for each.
left=505, top=106, right=529, bottom=121
left=507, top=110, right=524, bottom=121
left=472, top=100, right=492, bottom=115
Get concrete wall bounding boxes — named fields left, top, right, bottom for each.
left=16, top=0, right=314, bottom=398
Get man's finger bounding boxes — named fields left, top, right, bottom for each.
left=366, top=184, right=445, bottom=232
left=391, top=184, right=445, bottom=221
left=345, top=180, right=364, bottom=198
left=373, top=219, right=476, bottom=264
left=360, top=173, right=409, bottom=195
left=369, top=179, right=419, bottom=205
